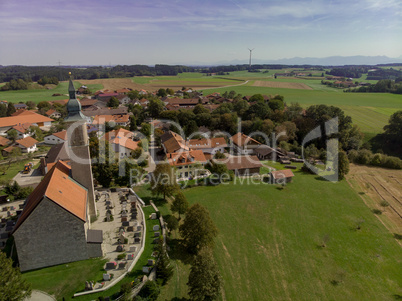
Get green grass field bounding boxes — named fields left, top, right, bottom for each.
left=0, top=81, right=103, bottom=103
left=154, top=171, right=402, bottom=301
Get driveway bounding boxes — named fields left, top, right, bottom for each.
left=13, top=162, right=43, bottom=187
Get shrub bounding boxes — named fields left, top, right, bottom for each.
left=372, top=209, right=382, bottom=215
left=117, top=253, right=126, bottom=260
left=380, top=200, right=389, bottom=207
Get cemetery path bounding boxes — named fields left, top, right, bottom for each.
left=25, top=290, right=56, bottom=301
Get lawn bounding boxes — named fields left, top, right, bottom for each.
left=0, top=81, right=102, bottom=103
left=153, top=171, right=402, bottom=301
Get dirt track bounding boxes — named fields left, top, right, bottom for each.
left=79, top=78, right=149, bottom=91
left=347, top=164, right=402, bottom=241
left=253, top=80, right=313, bottom=90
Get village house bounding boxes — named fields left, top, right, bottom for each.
left=160, top=131, right=189, bottom=154
left=15, top=136, right=38, bottom=153
left=230, top=132, right=261, bottom=155
left=0, top=111, right=53, bottom=135
left=254, top=145, right=286, bottom=161
left=78, top=98, right=99, bottom=110
left=82, top=107, right=129, bottom=117
left=115, top=88, right=131, bottom=94
left=44, top=130, right=67, bottom=145
left=14, top=103, right=28, bottom=110
left=167, top=150, right=207, bottom=179
left=116, top=94, right=131, bottom=105
left=221, top=155, right=262, bottom=176
left=270, top=169, right=295, bottom=184
left=7, top=123, right=32, bottom=139
left=96, top=92, right=119, bottom=102
left=0, top=136, right=11, bottom=147
left=186, top=137, right=227, bottom=157
left=45, top=109, right=62, bottom=119
left=92, top=114, right=131, bottom=128
left=104, top=128, right=139, bottom=158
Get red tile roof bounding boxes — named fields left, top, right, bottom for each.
left=0, top=111, right=53, bottom=128
left=0, top=136, right=11, bottom=146
left=230, top=132, right=261, bottom=147
left=187, top=137, right=227, bottom=150
left=271, top=169, right=295, bottom=179
left=16, top=136, right=38, bottom=148
left=220, top=155, right=262, bottom=170
left=13, top=161, right=87, bottom=233
left=52, top=130, right=67, bottom=140
left=167, top=150, right=207, bottom=166
left=12, top=123, right=31, bottom=134
left=92, top=114, right=130, bottom=125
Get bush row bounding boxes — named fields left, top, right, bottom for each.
left=348, top=149, right=402, bottom=169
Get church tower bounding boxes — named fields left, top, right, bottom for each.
left=65, top=75, right=97, bottom=219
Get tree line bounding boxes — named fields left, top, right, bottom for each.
left=344, top=79, right=402, bottom=94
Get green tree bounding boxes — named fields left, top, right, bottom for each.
left=107, top=97, right=119, bottom=108
left=233, top=99, right=249, bottom=117
left=29, top=126, right=44, bottom=141
left=338, top=151, right=350, bottom=180
left=150, top=163, right=178, bottom=200
left=7, top=129, right=18, bottom=142
left=140, top=123, right=151, bottom=138
left=128, top=90, right=140, bottom=100
left=137, top=281, right=160, bottom=301
left=0, top=252, right=32, bottom=301
left=166, top=88, right=175, bottom=95
left=384, top=110, right=402, bottom=144
left=180, top=203, right=218, bottom=254
left=148, top=98, right=164, bottom=118
left=37, top=101, right=51, bottom=111
left=157, top=88, right=167, bottom=97
left=193, top=104, right=209, bottom=115
left=7, top=103, right=16, bottom=116
left=155, top=239, right=173, bottom=285
left=248, top=93, right=264, bottom=103
left=129, top=115, right=137, bottom=131
left=185, top=120, right=198, bottom=137
left=268, top=98, right=284, bottom=111
left=171, top=190, right=189, bottom=219
left=187, top=247, right=222, bottom=301
left=164, top=214, right=179, bottom=233
left=26, top=101, right=36, bottom=110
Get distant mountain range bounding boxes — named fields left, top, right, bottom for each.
left=211, top=55, right=402, bottom=66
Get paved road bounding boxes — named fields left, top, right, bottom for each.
left=12, top=159, right=42, bottom=187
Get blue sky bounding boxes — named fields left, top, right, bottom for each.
left=0, top=0, right=401, bottom=65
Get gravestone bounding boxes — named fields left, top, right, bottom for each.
left=103, top=273, right=111, bottom=281
left=142, top=266, right=152, bottom=273
left=122, top=212, right=128, bottom=218
left=134, top=232, right=141, bottom=238
left=127, top=226, right=134, bottom=232
left=153, top=225, right=160, bottom=231
left=122, top=221, right=130, bottom=227
left=122, top=201, right=127, bottom=206
left=106, top=212, right=111, bottom=222
left=121, top=217, right=127, bottom=222
left=129, top=246, right=137, bottom=252
left=119, top=226, right=125, bottom=232
left=150, top=213, right=157, bottom=220
left=137, top=226, right=142, bottom=231
left=134, top=237, right=140, bottom=244
left=153, top=238, right=159, bottom=244
left=105, top=262, right=116, bottom=269
left=118, top=262, right=127, bottom=269
left=154, top=232, right=160, bottom=237
left=105, top=201, right=111, bottom=206
left=131, top=213, right=137, bottom=220
left=147, top=259, right=155, bottom=266
left=116, top=245, right=124, bottom=252
left=127, top=254, right=134, bottom=260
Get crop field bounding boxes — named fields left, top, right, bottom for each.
left=253, top=80, right=313, bottom=90
left=347, top=164, right=402, bottom=240
left=153, top=170, right=402, bottom=301
left=0, top=81, right=102, bottom=103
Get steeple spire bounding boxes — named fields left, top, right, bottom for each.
left=65, top=72, right=86, bottom=122
left=68, top=72, right=76, bottom=100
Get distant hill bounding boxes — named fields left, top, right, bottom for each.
left=213, top=55, right=402, bottom=66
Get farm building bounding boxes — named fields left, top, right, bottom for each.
left=230, top=132, right=261, bottom=155
left=270, top=169, right=295, bottom=184
left=15, top=136, right=38, bottom=153
left=186, top=137, right=227, bottom=155
left=0, top=111, right=53, bottom=135
left=44, top=130, right=67, bottom=145
left=254, top=145, right=285, bottom=161
left=223, top=155, right=262, bottom=176
left=166, top=150, right=207, bottom=179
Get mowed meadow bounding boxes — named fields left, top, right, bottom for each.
left=158, top=171, right=402, bottom=301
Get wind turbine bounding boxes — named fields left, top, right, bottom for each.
left=248, top=48, right=254, bottom=70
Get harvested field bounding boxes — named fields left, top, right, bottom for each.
left=253, top=80, right=313, bottom=90
left=79, top=77, right=242, bottom=92
left=347, top=164, right=402, bottom=242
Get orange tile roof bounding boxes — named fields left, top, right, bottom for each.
left=187, top=137, right=227, bottom=150
left=0, top=136, right=11, bottom=146
left=167, top=150, right=207, bottom=166
left=104, top=128, right=133, bottom=141
left=11, top=109, right=28, bottom=116
left=230, top=132, right=261, bottom=147
left=92, top=114, right=130, bottom=125
left=110, top=136, right=139, bottom=151
left=13, top=161, right=87, bottom=233
left=218, top=155, right=262, bottom=170
left=50, top=130, right=67, bottom=140
left=2, top=145, right=16, bottom=153
left=0, top=111, right=53, bottom=128
left=16, top=136, right=38, bottom=148
left=45, top=109, right=57, bottom=116
left=48, top=99, right=69, bottom=106
left=12, top=123, right=31, bottom=133
left=161, top=131, right=189, bottom=153
left=271, top=169, right=295, bottom=179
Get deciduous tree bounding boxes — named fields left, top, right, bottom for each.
left=171, top=190, right=189, bottom=219
left=150, top=163, right=178, bottom=200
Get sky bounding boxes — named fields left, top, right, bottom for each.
left=0, top=0, right=401, bottom=66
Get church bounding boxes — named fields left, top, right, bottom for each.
left=13, top=77, right=103, bottom=272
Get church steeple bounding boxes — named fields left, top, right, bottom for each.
left=65, top=73, right=86, bottom=122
